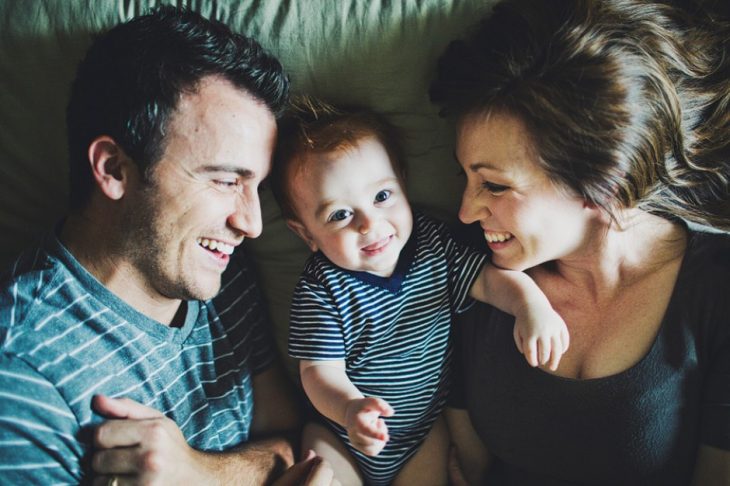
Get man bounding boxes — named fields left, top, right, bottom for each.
left=0, top=7, right=333, bottom=485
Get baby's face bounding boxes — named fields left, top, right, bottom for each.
left=288, top=137, right=413, bottom=277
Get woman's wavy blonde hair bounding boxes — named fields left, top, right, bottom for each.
left=431, top=0, right=729, bottom=230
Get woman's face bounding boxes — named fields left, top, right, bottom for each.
left=456, top=111, right=594, bottom=271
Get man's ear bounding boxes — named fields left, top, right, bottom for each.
left=87, top=136, right=135, bottom=201
left=286, top=219, right=318, bottom=252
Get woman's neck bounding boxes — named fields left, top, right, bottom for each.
left=548, top=210, right=687, bottom=303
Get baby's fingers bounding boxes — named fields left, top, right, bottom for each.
left=353, top=437, right=387, bottom=457
left=356, top=414, right=388, bottom=441
left=561, top=325, right=570, bottom=353
left=547, top=335, right=564, bottom=371
left=513, top=326, right=524, bottom=355
left=538, top=336, right=552, bottom=366
left=524, top=337, right=539, bottom=367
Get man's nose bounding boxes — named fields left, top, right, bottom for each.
left=228, top=191, right=262, bottom=239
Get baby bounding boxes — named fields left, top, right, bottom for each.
left=271, top=97, right=569, bottom=485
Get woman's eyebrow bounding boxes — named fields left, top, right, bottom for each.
left=452, top=151, right=501, bottom=172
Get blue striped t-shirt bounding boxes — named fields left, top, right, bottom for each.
left=0, top=233, right=274, bottom=484
left=288, top=212, right=487, bottom=484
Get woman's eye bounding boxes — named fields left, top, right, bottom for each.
left=374, top=190, right=391, bottom=203
left=328, top=209, right=351, bottom=222
left=482, top=181, right=508, bottom=195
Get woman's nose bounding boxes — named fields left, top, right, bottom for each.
left=459, top=187, right=490, bottom=224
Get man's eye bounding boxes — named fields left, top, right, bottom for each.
left=215, top=179, right=239, bottom=188
left=328, top=209, right=352, bottom=222
left=482, top=181, right=508, bottom=195
left=374, top=190, right=391, bottom=203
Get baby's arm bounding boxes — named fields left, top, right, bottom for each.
left=300, top=360, right=394, bottom=456
left=470, top=263, right=569, bottom=370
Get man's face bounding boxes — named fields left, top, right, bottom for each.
left=121, top=76, right=276, bottom=301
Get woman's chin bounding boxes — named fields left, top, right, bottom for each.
left=491, top=255, right=531, bottom=272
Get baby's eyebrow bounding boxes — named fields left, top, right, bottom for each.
left=315, top=200, right=335, bottom=220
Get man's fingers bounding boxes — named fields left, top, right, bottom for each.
left=273, top=457, right=316, bottom=486
left=92, top=475, right=132, bottom=486
left=93, top=395, right=164, bottom=420
left=301, top=448, right=317, bottom=462
left=304, top=457, right=335, bottom=485
left=92, top=446, right=140, bottom=474
left=448, top=446, right=469, bottom=486
left=94, top=418, right=165, bottom=448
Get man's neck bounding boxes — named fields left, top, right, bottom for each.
left=60, top=212, right=183, bottom=326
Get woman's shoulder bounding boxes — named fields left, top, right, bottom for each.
left=682, top=227, right=730, bottom=278
left=672, top=228, right=730, bottom=333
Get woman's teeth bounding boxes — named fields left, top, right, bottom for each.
left=197, top=238, right=234, bottom=255
left=485, top=231, right=513, bottom=243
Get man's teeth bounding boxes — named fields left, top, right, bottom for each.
left=484, top=232, right=513, bottom=243
left=197, top=238, right=234, bottom=255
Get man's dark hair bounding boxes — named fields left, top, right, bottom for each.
left=66, top=6, right=289, bottom=210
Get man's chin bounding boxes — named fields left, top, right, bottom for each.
left=179, top=280, right=222, bottom=302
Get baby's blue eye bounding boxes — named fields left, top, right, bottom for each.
left=328, top=209, right=351, bottom=222
left=374, top=190, right=391, bottom=203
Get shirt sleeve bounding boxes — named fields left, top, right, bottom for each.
left=288, top=275, right=346, bottom=361
left=700, top=239, right=730, bottom=450
left=214, top=250, right=275, bottom=375
left=437, top=219, right=488, bottom=314
left=0, top=353, right=84, bottom=484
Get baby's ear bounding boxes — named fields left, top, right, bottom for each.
left=286, top=219, right=318, bottom=252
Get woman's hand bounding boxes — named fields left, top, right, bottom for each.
left=344, top=397, right=394, bottom=456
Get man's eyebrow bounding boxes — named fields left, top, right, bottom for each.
left=196, top=164, right=256, bottom=178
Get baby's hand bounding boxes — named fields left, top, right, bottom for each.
left=344, top=397, right=394, bottom=456
left=513, top=304, right=570, bottom=371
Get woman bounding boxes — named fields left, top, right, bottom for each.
left=430, top=0, right=729, bottom=484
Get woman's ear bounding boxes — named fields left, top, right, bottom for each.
left=286, top=219, right=319, bottom=252
left=87, top=135, right=135, bottom=201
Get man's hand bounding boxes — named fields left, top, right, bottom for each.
left=344, top=397, right=394, bottom=456
left=273, top=449, right=340, bottom=486
left=91, top=395, right=216, bottom=485
left=513, top=303, right=570, bottom=371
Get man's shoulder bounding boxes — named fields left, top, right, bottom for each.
left=0, top=242, right=67, bottom=336
left=0, top=240, right=97, bottom=368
